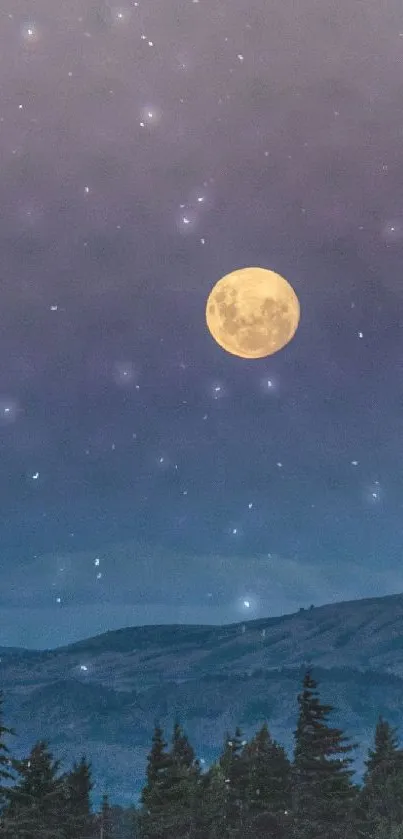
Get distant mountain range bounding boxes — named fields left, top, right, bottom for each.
left=3, top=592, right=403, bottom=807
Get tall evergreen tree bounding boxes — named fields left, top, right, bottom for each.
left=194, top=762, right=228, bottom=839
left=243, top=722, right=292, bottom=838
left=365, top=716, right=401, bottom=782
left=218, top=727, right=249, bottom=836
left=168, top=721, right=200, bottom=837
left=0, top=692, right=15, bottom=816
left=139, top=723, right=175, bottom=839
left=100, top=792, right=114, bottom=839
left=140, top=720, right=200, bottom=838
left=171, top=722, right=197, bottom=770
left=2, top=740, right=67, bottom=839
left=108, top=803, right=139, bottom=839
left=292, top=668, right=358, bottom=839
left=359, top=716, right=403, bottom=837
left=64, top=755, right=94, bottom=839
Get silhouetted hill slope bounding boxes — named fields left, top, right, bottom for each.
left=3, top=591, right=403, bottom=806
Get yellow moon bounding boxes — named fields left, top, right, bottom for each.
left=205, top=267, right=300, bottom=359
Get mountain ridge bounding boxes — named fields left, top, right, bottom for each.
left=2, top=590, right=403, bottom=806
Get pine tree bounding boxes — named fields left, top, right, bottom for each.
left=359, top=716, right=403, bottom=837
left=291, top=668, right=358, bottom=839
left=243, top=722, right=292, bottom=838
left=194, top=762, right=228, bottom=839
left=218, top=727, right=249, bottom=836
left=64, top=755, right=94, bottom=839
left=100, top=792, right=113, bottom=839
left=107, top=803, right=139, bottom=839
left=171, top=722, right=196, bottom=770
left=128, top=804, right=140, bottom=839
left=139, top=723, right=175, bottom=839
left=365, top=716, right=401, bottom=781
left=0, top=691, right=15, bottom=816
left=140, top=720, right=200, bottom=838
left=2, top=740, right=67, bottom=839
left=168, top=721, right=200, bottom=837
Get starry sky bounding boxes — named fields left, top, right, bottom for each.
left=2, top=0, right=403, bottom=649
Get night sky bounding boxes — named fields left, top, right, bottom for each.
left=2, top=0, right=403, bottom=649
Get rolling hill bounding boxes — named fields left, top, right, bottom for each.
left=2, top=591, right=403, bottom=806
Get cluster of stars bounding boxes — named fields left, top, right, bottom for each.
left=139, top=105, right=162, bottom=128
left=94, top=557, right=103, bottom=580
left=0, top=0, right=400, bottom=644
left=176, top=181, right=213, bottom=235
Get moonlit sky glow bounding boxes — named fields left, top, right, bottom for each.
left=2, top=0, right=403, bottom=648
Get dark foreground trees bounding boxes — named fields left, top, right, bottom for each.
left=243, top=721, right=292, bottom=838
left=356, top=716, right=403, bottom=838
left=291, top=668, right=358, bottom=839
left=1, top=740, right=70, bottom=838
left=139, top=721, right=200, bottom=839
left=0, top=692, right=15, bottom=815
left=64, top=755, right=94, bottom=839
left=0, top=735, right=94, bottom=838
left=138, top=672, right=403, bottom=839
left=2, top=671, right=403, bottom=837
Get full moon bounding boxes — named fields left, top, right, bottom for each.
left=205, top=267, right=300, bottom=359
